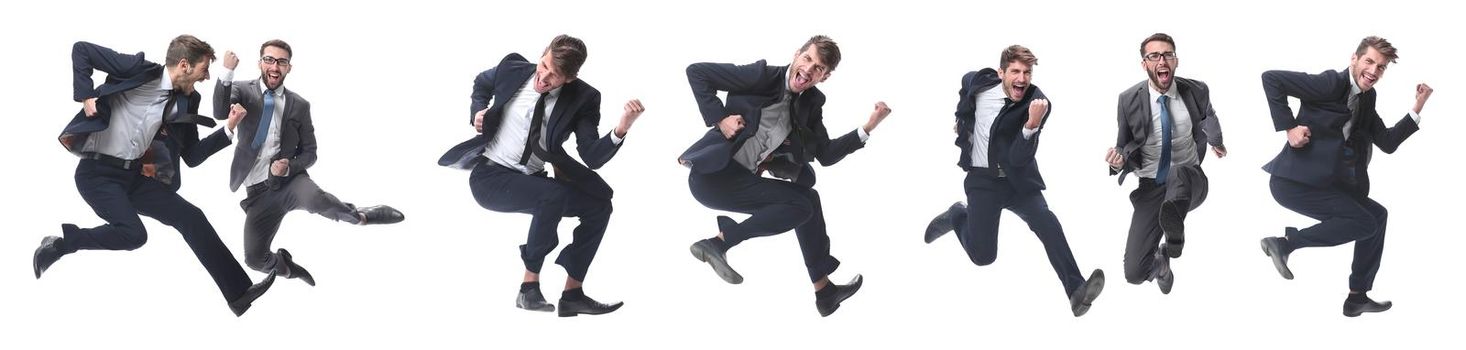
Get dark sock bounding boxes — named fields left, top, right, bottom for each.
left=562, top=287, right=586, bottom=300
left=1347, top=292, right=1369, bottom=303
left=707, top=237, right=730, bottom=251
left=520, top=281, right=539, bottom=293
left=815, top=283, right=836, bottom=299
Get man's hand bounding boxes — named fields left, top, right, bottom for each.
left=270, top=159, right=289, bottom=176
left=223, top=51, right=239, bottom=71
left=227, top=103, right=246, bottom=132
left=1105, top=147, right=1124, bottom=169
left=1026, top=99, right=1049, bottom=129
left=474, top=107, right=488, bottom=133
left=1212, top=145, right=1228, bottom=158
left=83, top=97, right=98, bottom=117
left=1287, top=125, right=1311, bottom=148
left=1413, top=83, right=1433, bottom=114
left=863, top=101, right=892, bottom=133
left=719, top=114, right=745, bottom=139
left=614, top=99, right=645, bottom=138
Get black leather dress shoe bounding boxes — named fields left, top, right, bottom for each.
left=690, top=238, right=743, bottom=284
left=357, top=205, right=404, bottom=225
left=33, top=235, right=69, bottom=279
left=815, top=274, right=863, bottom=317
left=1069, top=269, right=1106, bottom=317
left=1159, top=201, right=1186, bottom=258
left=1260, top=235, right=1293, bottom=280
left=276, top=248, right=315, bottom=286
left=925, top=202, right=964, bottom=244
left=1343, top=295, right=1392, bottom=317
left=1155, top=246, right=1174, bottom=295
left=516, top=285, right=555, bottom=312
left=229, top=272, right=276, bottom=317
left=558, top=295, right=624, bottom=317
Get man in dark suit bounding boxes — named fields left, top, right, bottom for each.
left=1258, top=36, right=1432, bottom=317
left=681, top=35, right=892, bottom=317
left=439, top=35, right=644, bottom=317
left=193, top=40, right=405, bottom=287
left=923, top=45, right=1105, bottom=317
left=33, top=35, right=275, bottom=316
left=1105, top=33, right=1227, bottom=295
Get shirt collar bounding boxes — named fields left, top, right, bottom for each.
left=1147, top=81, right=1178, bottom=102
left=1346, top=67, right=1362, bottom=97
left=159, top=71, right=175, bottom=92
left=258, top=80, right=285, bottom=96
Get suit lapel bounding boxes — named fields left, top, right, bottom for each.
left=546, top=82, right=578, bottom=152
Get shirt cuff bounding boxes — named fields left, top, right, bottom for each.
left=856, top=127, right=870, bottom=142
left=1408, top=110, right=1421, bottom=125
left=219, top=70, right=234, bottom=86
left=1021, top=126, right=1039, bottom=140
left=609, top=131, right=624, bottom=145
left=225, top=124, right=237, bottom=141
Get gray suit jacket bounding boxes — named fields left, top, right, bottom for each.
left=1110, top=77, right=1224, bottom=185
left=199, top=79, right=317, bottom=192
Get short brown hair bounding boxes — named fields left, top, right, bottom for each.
left=1355, top=36, right=1399, bottom=63
left=1140, top=33, right=1176, bottom=57
left=260, top=39, right=293, bottom=58
left=999, top=45, right=1037, bottom=70
left=165, top=34, right=216, bottom=66
left=543, top=34, right=588, bottom=78
left=798, top=35, right=842, bottom=71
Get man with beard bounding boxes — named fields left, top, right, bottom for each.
left=439, top=35, right=644, bottom=317
left=680, top=35, right=892, bottom=317
left=1105, top=33, right=1227, bottom=294
left=1257, top=36, right=1432, bottom=317
left=922, top=45, right=1106, bottom=317
left=35, top=35, right=275, bottom=316
left=197, top=39, right=405, bottom=287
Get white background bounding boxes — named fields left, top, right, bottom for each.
left=3, top=0, right=1461, bottom=348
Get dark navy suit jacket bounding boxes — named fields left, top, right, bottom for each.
left=678, top=60, right=865, bottom=186
left=61, top=41, right=223, bottom=191
left=1260, top=68, right=1418, bottom=196
left=952, top=68, right=1051, bottom=195
left=439, top=53, right=621, bottom=199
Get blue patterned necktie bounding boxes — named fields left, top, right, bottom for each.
left=1155, top=95, right=1173, bottom=185
left=251, top=90, right=275, bottom=151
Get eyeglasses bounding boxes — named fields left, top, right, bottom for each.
left=1143, top=52, right=1178, bottom=62
left=261, top=56, right=291, bottom=66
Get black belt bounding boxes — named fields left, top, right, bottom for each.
left=971, top=166, right=1006, bottom=178
left=480, top=156, right=547, bottom=177
left=81, top=152, right=143, bottom=171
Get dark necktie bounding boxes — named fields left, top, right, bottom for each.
left=519, top=93, right=549, bottom=165
left=251, top=90, right=276, bottom=151
left=1344, top=93, right=1360, bottom=140
left=1155, top=95, right=1173, bottom=185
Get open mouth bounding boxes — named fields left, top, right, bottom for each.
left=1361, top=72, right=1378, bottom=87
left=1011, top=84, right=1026, bottom=98
left=1156, top=68, right=1172, bottom=84
left=792, top=70, right=811, bottom=90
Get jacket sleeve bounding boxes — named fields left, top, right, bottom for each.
left=470, top=68, right=497, bottom=126
left=179, top=93, right=230, bottom=167
left=1261, top=70, right=1343, bottom=132
left=810, top=102, right=866, bottom=167
left=1365, top=110, right=1420, bottom=154
left=1008, top=94, right=1051, bottom=168
left=574, top=90, right=622, bottom=169
left=1112, top=93, right=1134, bottom=175
left=687, top=60, right=769, bottom=127
left=287, top=100, right=318, bottom=175
left=72, top=41, right=154, bottom=102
